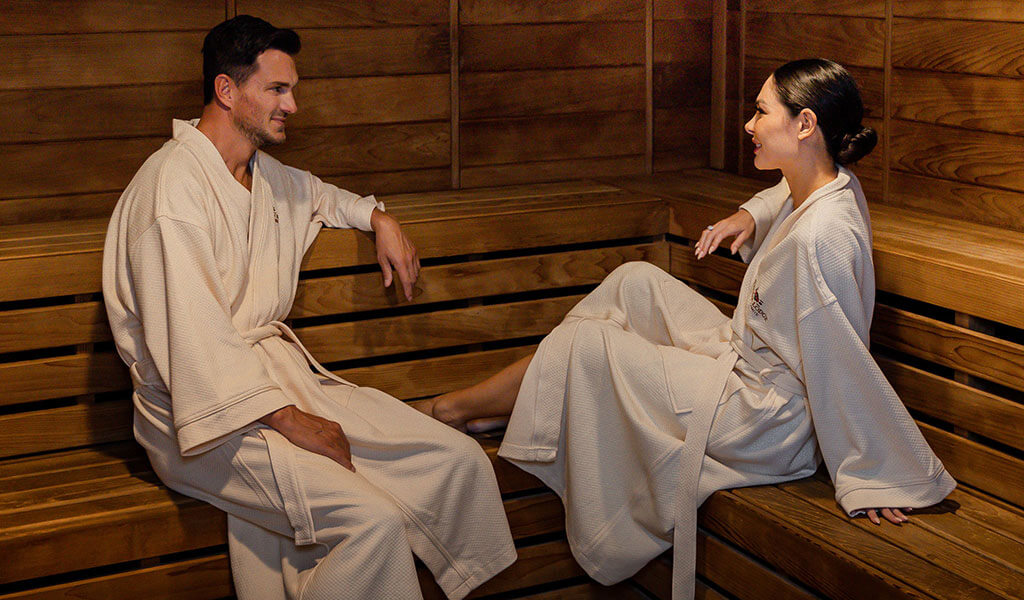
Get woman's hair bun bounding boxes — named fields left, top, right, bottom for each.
left=836, top=126, right=877, bottom=165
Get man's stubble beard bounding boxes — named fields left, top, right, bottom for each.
left=233, top=113, right=282, bottom=148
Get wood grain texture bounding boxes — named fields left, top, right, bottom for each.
left=744, top=57, right=884, bottom=118
left=461, top=67, right=645, bottom=119
left=0, top=0, right=223, bottom=34
left=322, top=168, right=452, bottom=196
left=0, top=352, right=129, bottom=407
left=0, top=193, right=119, bottom=226
left=460, top=0, right=644, bottom=24
left=653, top=61, right=712, bottom=109
left=654, top=0, right=714, bottom=21
left=237, top=0, right=449, bottom=26
left=889, top=119, right=1024, bottom=194
left=872, top=304, right=1024, bottom=393
left=0, top=32, right=204, bottom=91
left=670, top=246, right=744, bottom=296
left=886, top=170, right=1024, bottom=233
left=288, top=75, right=451, bottom=128
left=269, top=122, right=451, bottom=176
left=654, top=107, right=712, bottom=154
left=460, top=155, right=647, bottom=188
left=653, top=18, right=712, bottom=64
left=895, top=0, right=1024, bottom=22
left=893, top=18, right=1024, bottom=78
left=0, top=402, right=132, bottom=458
left=922, top=423, right=1024, bottom=508
left=877, top=357, right=1023, bottom=451
left=461, top=111, right=645, bottom=166
left=745, top=13, right=885, bottom=68
left=297, top=295, right=582, bottom=364
left=0, top=302, right=109, bottom=354
left=296, top=26, right=450, bottom=78
left=891, top=69, right=1024, bottom=137
left=465, top=540, right=586, bottom=598
left=744, top=0, right=883, bottom=17
left=460, top=23, right=644, bottom=71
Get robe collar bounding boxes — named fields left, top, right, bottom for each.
left=172, top=118, right=256, bottom=197
left=763, top=165, right=852, bottom=254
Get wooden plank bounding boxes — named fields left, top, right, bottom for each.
left=1, top=137, right=165, bottom=200
left=0, top=443, right=140, bottom=480
left=296, top=26, right=450, bottom=78
left=465, top=539, right=587, bottom=598
left=653, top=60, right=712, bottom=109
left=0, top=249, right=103, bottom=302
left=460, top=112, right=645, bottom=166
left=745, top=0, right=883, bottom=17
left=297, top=295, right=583, bottom=364
left=0, top=473, right=163, bottom=514
left=0, top=302, right=109, bottom=354
left=654, top=0, right=714, bottom=21
left=745, top=56, right=884, bottom=119
left=1, top=455, right=151, bottom=495
left=892, top=69, right=1024, bottom=137
left=460, top=23, right=644, bottom=71
left=893, top=18, right=1024, bottom=78
left=461, top=155, right=646, bottom=188
left=460, top=0, right=644, bottom=24
left=653, top=149, right=711, bottom=173
left=653, top=18, right=712, bottom=65
left=877, top=357, right=1023, bottom=452
left=0, top=32, right=204, bottom=91
left=777, top=477, right=1024, bottom=600
left=889, top=119, right=1024, bottom=194
left=0, top=402, right=133, bottom=459
left=292, top=244, right=664, bottom=317
left=270, top=121, right=450, bottom=176
left=460, top=66, right=645, bottom=119
left=287, top=75, right=451, bottom=129
left=0, top=192, right=119, bottom=226
left=921, top=423, right=1024, bottom=509
left=237, top=0, right=449, bottom=26
left=886, top=170, right=1024, bottom=233
left=0, top=352, right=130, bottom=407
left=670, top=246, right=744, bottom=296
left=0, top=0, right=223, bottom=35
left=654, top=107, right=711, bottom=153
left=322, top=168, right=452, bottom=197
left=745, top=13, right=885, bottom=69
left=0, top=554, right=231, bottom=600
left=895, top=0, right=1024, bottom=22
left=871, top=304, right=1024, bottom=393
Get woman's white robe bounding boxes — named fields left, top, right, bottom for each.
left=498, top=167, right=956, bottom=599
left=103, top=119, right=516, bottom=600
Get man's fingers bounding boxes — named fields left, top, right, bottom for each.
left=379, top=256, right=393, bottom=288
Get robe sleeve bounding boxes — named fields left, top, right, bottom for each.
left=795, top=224, right=956, bottom=515
left=737, top=176, right=790, bottom=262
left=129, top=216, right=293, bottom=456
left=309, top=174, right=384, bottom=232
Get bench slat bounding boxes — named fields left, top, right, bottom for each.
left=0, top=352, right=130, bottom=407
left=0, top=302, right=108, bottom=354
left=921, top=424, right=1024, bottom=509
left=0, top=402, right=131, bottom=459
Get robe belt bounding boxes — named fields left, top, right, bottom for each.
left=243, top=321, right=357, bottom=388
left=729, top=335, right=806, bottom=399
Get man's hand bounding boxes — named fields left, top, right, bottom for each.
left=371, top=209, right=420, bottom=301
left=259, top=405, right=355, bottom=472
left=695, top=209, right=756, bottom=260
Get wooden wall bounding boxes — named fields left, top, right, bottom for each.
left=0, top=0, right=712, bottom=225
left=717, top=0, right=1024, bottom=232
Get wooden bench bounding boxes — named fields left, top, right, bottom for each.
left=610, top=169, right=1024, bottom=600
left=2, top=170, right=1022, bottom=600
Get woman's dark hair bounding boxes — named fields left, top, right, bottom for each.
left=772, top=58, right=877, bottom=165
left=201, top=15, right=301, bottom=105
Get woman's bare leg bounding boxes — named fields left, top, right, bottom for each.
left=412, top=354, right=533, bottom=431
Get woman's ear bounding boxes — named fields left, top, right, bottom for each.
left=796, top=107, right=818, bottom=141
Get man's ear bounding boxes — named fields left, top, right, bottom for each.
left=796, top=108, right=818, bottom=141
left=213, top=73, right=236, bottom=109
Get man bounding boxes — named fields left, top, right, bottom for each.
left=103, top=15, right=515, bottom=600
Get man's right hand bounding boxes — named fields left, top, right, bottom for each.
left=259, top=405, right=355, bottom=472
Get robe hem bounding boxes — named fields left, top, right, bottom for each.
left=177, top=386, right=292, bottom=456
left=436, top=544, right=518, bottom=600
left=836, top=467, right=957, bottom=515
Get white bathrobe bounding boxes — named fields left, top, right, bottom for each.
left=103, top=119, right=515, bottom=600
left=498, top=167, right=956, bottom=599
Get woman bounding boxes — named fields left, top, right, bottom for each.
left=414, top=59, right=955, bottom=599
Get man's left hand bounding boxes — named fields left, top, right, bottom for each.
left=371, top=209, right=420, bottom=301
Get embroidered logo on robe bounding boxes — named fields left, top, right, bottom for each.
left=750, top=285, right=768, bottom=322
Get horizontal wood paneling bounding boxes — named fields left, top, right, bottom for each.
left=922, top=423, right=1024, bottom=508
left=460, top=23, right=644, bottom=71
left=0, top=402, right=132, bottom=458
left=892, top=18, right=1024, bottom=77
left=288, top=75, right=451, bottom=128
left=0, top=194, right=120, bottom=226
left=654, top=108, right=710, bottom=153
left=744, top=0, right=883, bottom=17
left=0, top=302, right=108, bottom=354
left=296, top=26, right=450, bottom=78
left=460, top=0, right=644, bottom=24
left=653, top=60, right=712, bottom=108
left=461, top=112, right=645, bottom=166
left=745, top=13, right=885, bottom=68
left=653, top=18, right=712, bottom=64
left=894, top=0, right=1024, bottom=23
left=889, top=119, right=1024, bottom=194
left=0, top=353, right=130, bottom=407
left=654, top=0, right=713, bottom=21
left=323, top=168, right=453, bottom=196
left=461, top=156, right=647, bottom=188
left=744, top=57, right=884, bottom=118
left=891, top=69, right=1024, bottom=137
left=237, top=0, right=448, bottom=27
left=886, top=170, right=1024, bottom=232
left=461, top=67, right=644, bottom=119
left=0, top=0, right=223, bottom=34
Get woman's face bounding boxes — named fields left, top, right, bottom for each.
left=744, top=76, right=802, bottom=171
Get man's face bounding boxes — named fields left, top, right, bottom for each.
left=232, top=49, right=298, bottom=147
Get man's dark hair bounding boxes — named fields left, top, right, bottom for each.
left=201, top=15, right=300, bottom=105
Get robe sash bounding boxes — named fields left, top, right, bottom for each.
left=243, top=320, right=357, bottom=387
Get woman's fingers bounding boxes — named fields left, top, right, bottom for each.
left=866, top=507, right=909, bottom=525
left=866, top=509, right=880, bottom=525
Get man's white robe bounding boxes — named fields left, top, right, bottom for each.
left=103, top=119, right=516, bottom=600
left=498, top=167, right=956, bottom=599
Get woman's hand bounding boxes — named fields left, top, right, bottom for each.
left=695, top=209, right=756, bottom=260
left=866, top=507, right=911, bottom=525
left=259, top=405, right=355, bottom=472
left=371, top=209, right=421, bottom=301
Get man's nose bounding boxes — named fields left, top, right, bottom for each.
left=282, top=93, right=297, bottom=114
